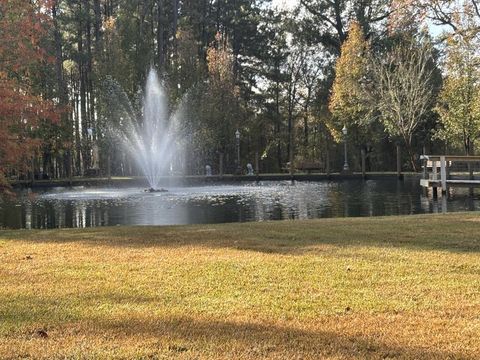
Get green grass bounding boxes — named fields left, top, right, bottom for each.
left=1, top=213, right=479, bottom=359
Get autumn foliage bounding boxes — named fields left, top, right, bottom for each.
left=328, top=21, right=370, bottom=142
left=200, top=33, right=243, bottom=150
left=0, top=0, right=58, bottom=188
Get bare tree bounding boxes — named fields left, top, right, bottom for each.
left=414, top=0, right=480, bottom=39
left=369, top=38, right=436, bottom=170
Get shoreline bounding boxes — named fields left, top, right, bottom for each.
left=12, top=172, right=417, bottom=189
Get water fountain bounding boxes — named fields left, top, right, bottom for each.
left=104, top=68, right=183, bottom=191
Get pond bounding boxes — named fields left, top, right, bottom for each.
left=1, top=177, right=478, bottom=229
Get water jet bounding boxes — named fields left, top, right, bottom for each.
left=105, top=68, right=183, bottom=190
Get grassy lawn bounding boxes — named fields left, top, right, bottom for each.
left=1, top=214, right=479, bottom=359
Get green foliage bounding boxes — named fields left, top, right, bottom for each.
left=300, top=0, right=391, bottom=55
left=184, top=35, right=245, bottom=167
left=436, top=35, right=480, bottom=155
left=7, top=0, right=480, bottom=179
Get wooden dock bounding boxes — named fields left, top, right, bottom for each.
left=420, top=155, right=480, bottom=193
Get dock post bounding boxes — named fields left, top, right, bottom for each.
left=468, top=160, right=474, bottom=180
left=421, top=155, right=428, bottom=196
left=432, top=160, right=437, bottom=180
left=422, top=157, right=428, bottom=180
left=440, top=156, right=447, bottom=194
left=441, top=193, right=447, bottom=214
left=361, top=149, right=366, bottom=179
left=255, top=151, right=259, bottom=175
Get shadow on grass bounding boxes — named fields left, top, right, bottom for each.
left=23, top=315, right=476, bottom=359
left=2, top=282, right=477, bottom=358
left=2, top=213, right=480, bottom=254
left=2, top=294, right=474, bottom=359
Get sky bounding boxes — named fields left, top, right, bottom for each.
left=271, top=0, right=298, bottom=10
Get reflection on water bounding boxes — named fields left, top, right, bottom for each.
left=1, top=177, right=479, bottom=229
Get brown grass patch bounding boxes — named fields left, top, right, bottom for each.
left=0, top=213, right=479, bottom=359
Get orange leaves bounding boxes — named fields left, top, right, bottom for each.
left=0, top=0, right=57, bottom=181
left=328, top=21, right=370, bottom=142
left=0, top=0, right=51, bottom=67
left=206, top=33, right=236, bottom=87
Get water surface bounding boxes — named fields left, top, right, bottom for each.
left=1, top=178, right=478, bottom=229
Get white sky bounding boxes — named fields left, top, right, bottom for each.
left=271, top=0, right=298, bottom=10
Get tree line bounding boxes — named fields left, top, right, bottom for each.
left=1, top=0, right=480, bottom=185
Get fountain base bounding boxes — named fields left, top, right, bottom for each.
left=144, top=188, right=168, bottom=193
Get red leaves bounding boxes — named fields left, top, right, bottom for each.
left=0, top=0, right=57, bottom=183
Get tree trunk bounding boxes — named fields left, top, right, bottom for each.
left=200, top=0, right=208, bottom=59
left=78, top=2, right=88, bottom=175
left=93, top=0, right=102, bottom=53
left=85, top=0, right=95, bottom=171
left=52, top=1, right=72, bottom=179
left=275, top=74, right=282, bottom=170
left=287, top=80, right=297, bottom=172
left=405, top=139, right=417, bottom=172
left=73, top=69, right=82, bottom=176
left=303, top=86, right=312, bottom=151
left=157, top=0, right=165, bottom=70
left=396, top=144, right=402, bottom=178
left=172, top=0, right=178, bottom=45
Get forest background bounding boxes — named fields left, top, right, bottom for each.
left=1, top=0, right=480, bottom=183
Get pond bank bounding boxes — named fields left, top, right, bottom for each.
left=12, top=172, right=415, bottom=189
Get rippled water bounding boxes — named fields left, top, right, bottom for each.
left=1, top=177, right=479, bottom=229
